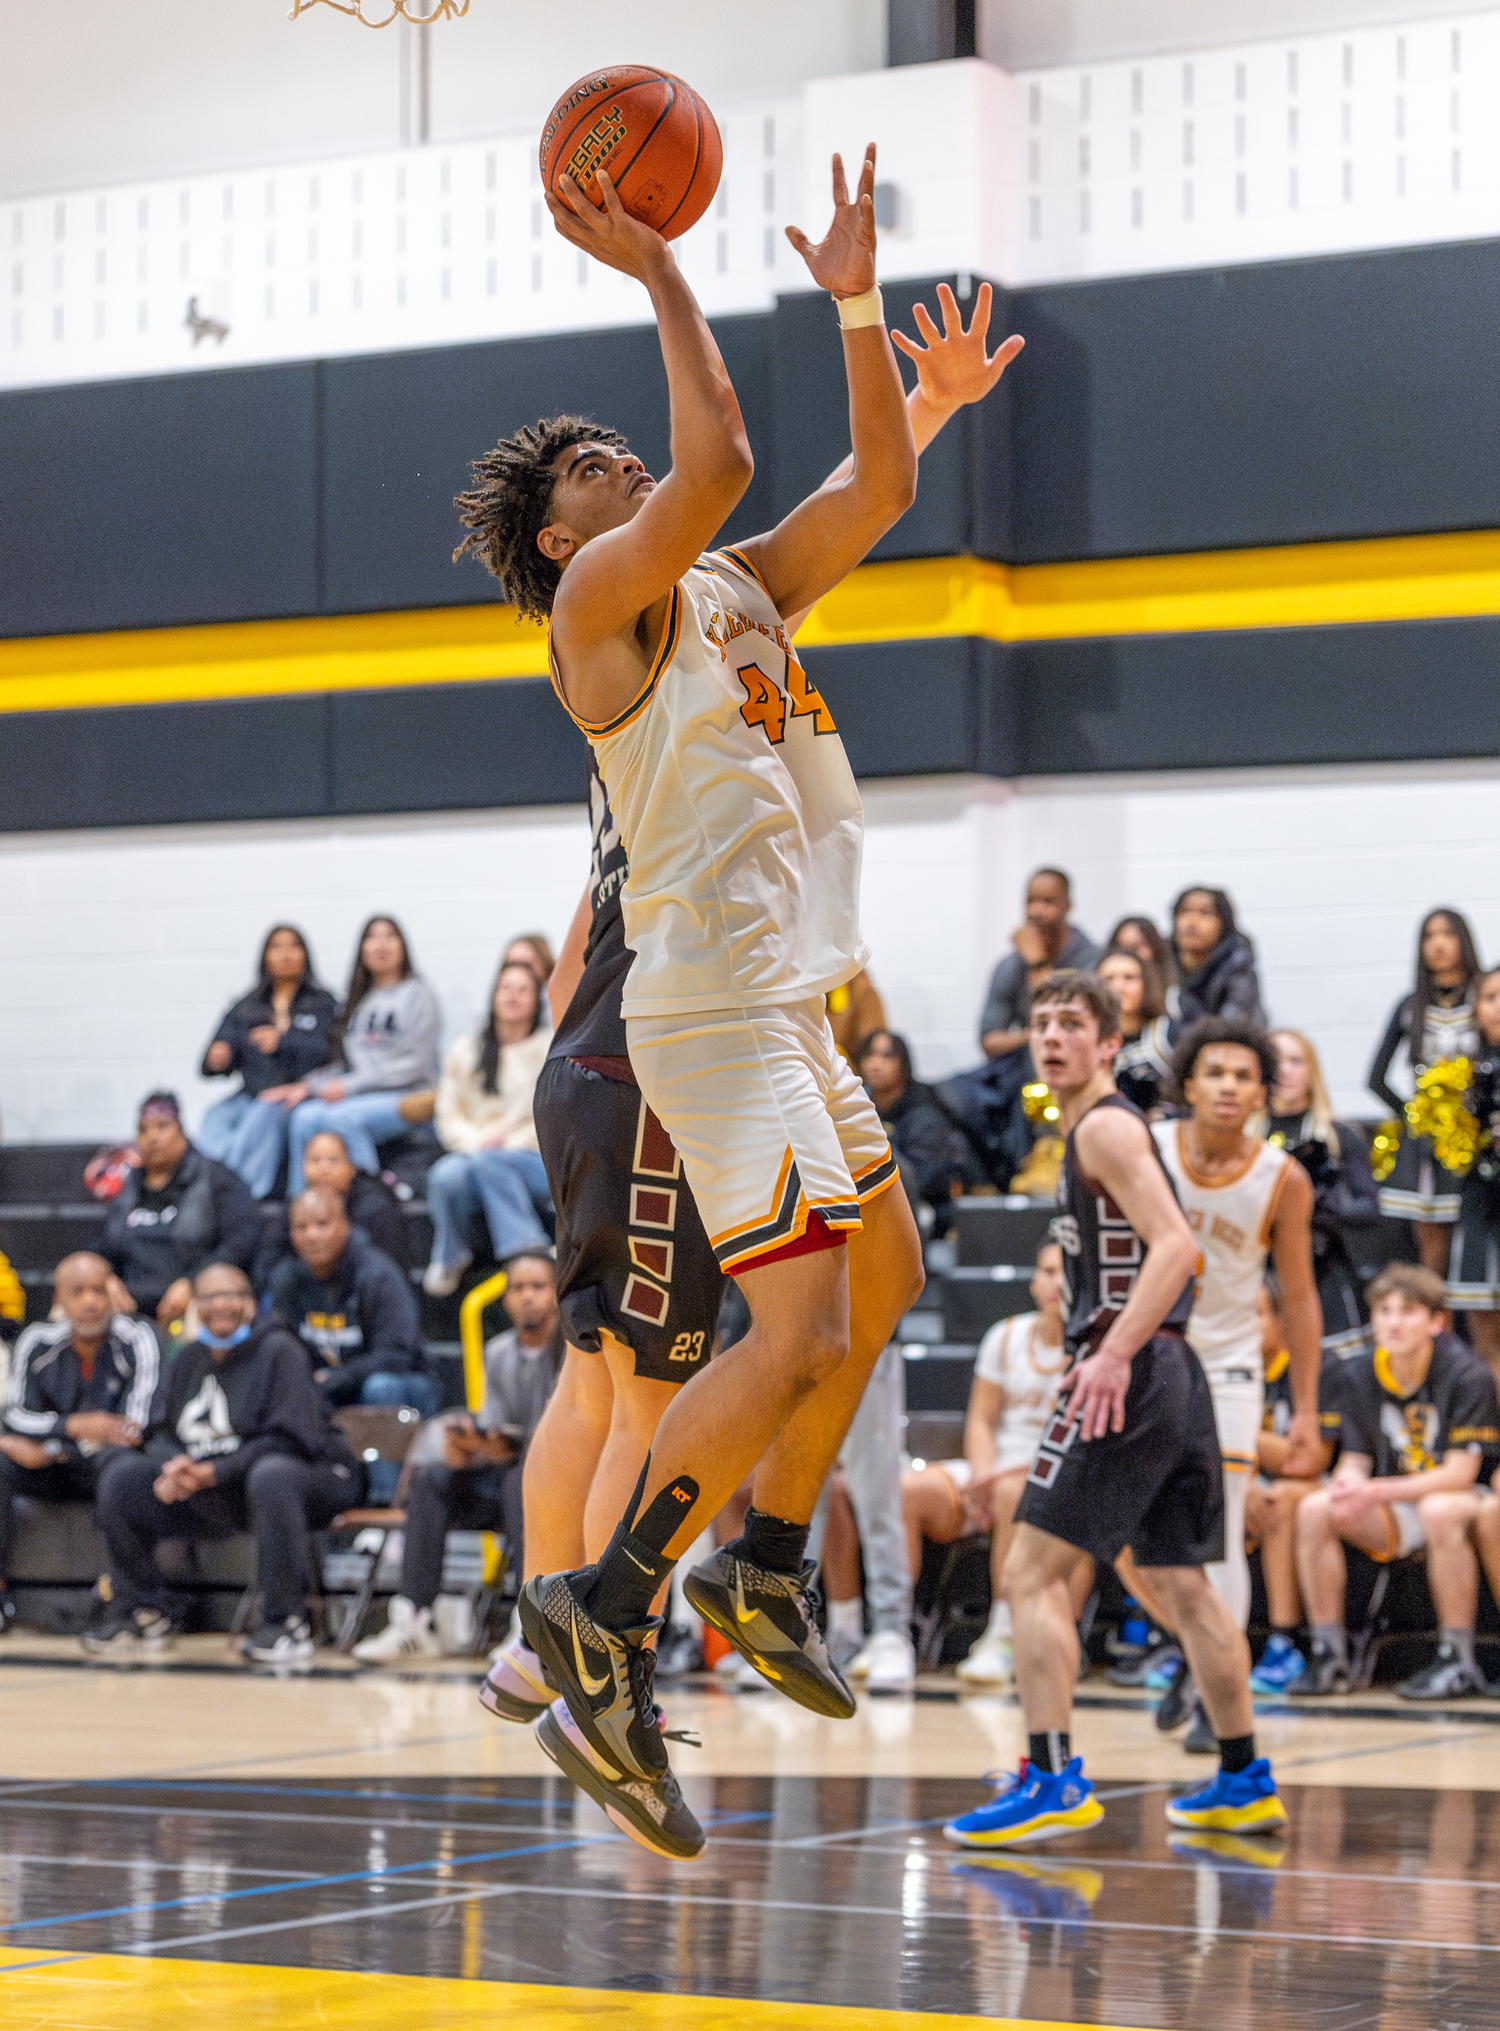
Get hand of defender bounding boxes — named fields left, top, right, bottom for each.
left=546, top=168, right=672, bottom=283
left=1057, top=1345, right=1132, bottom=1440
left=786, top=144, right=878, bottom=300
left=892, top=282, right=1024, bottom=408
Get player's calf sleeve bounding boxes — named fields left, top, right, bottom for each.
left=583, top=1454, right=701, bottom=1631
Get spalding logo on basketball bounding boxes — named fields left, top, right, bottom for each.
left=540, top=65, right=723, bottom=242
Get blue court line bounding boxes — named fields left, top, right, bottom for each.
left=0, top=1830, right=611, bottom=1940
left=66, top=1778, right=769, bottom=1830
left=0, top=1955, right=90, bottom=1976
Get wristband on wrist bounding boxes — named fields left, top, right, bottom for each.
left=834, top=284, right=884, bottom=330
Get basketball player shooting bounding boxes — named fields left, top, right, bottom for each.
left=945, top=972, right=1290, bottom=1848
left=456, top=143, right=1014, bottom=1802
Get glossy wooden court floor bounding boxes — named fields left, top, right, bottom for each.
left=4, top=1638, right=1500, bottom=2029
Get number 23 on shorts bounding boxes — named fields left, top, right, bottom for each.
left=737, top=655, right=836, bottom=744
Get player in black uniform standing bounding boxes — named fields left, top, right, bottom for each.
left=477, top=753, right=724, bottom=1859
left=946, top=969, right=1291, bottom=1846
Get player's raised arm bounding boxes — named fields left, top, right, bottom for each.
left=785, top=281, right=1024, bottom=633
left=732, top=146, right=918, bottom=619
left=543, top=170, right=752, bottom=718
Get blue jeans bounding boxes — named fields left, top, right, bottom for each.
left=287, top=1092, right=413, bottom=1193
left=359, top=1370, right=442, bottom=1417
left=426, top=1148, right=553, bottom=1271
left=196, top=1090, right=290, bottom=1199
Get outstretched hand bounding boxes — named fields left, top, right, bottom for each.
left=787, top=145, right=878, bottom=299
left=892, top=282, right=1024, bottom=409
left=546, top=168, right=673, bottom=284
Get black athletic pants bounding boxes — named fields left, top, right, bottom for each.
left=0, top=1450, right=120, bottom=1582
left=399, top=1462, right=522, bottom=1610
left=97, top=1451, right=355, bottom=1624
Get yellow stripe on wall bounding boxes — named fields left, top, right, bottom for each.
left=5, top=525, right=1500, bottom=715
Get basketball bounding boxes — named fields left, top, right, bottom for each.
left=539, top=65, right=722, bottom=242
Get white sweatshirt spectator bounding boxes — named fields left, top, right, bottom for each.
left=422, top=961, right=555, bottom=1295
left=284, top=916, right=441, bottom=1193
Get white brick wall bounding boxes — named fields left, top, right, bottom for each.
left=4, top=758, right=1497, bottom=1144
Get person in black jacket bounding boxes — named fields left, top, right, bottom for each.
left=270, top=1188, right=432, bottom=1412
left=856, top=1030, right=973, bottom=1223
left=198, top=926, right=339, bottom=1199
left=0, top=1253, right=157, bottom=1630
left=252, top=1129, right=408, bottom=1289
left=96, top=1094, right=261, bottom=1327
left=84, top=1261, right=364, bottom=1664
left=1169, top=887, right=1266, bottom=1031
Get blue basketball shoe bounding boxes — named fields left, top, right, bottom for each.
left=944, top=1757, right=1103, bottom=1848
left=1249, top=1633, right=1306, bottom=1694
left=1164, top=1758, right=1288, bottom=1834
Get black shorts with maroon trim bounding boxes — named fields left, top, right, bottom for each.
left=1014, top=1332, right=1225, bottom=1569
left=532, top=1053, right=724, bottom=1386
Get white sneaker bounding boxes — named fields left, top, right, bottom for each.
left=352, top=1597, right=441, bottom=1663
left=421, top=1252, right=472, bottom=1298
left=851, top=1628, right=917, bottom=1692
left=955, top=1631, right=1014, bottom=1686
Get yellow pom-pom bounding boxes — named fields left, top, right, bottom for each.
left=1404, top=1057, right=1479, bottom=1177
left=1022, top=1081, right=1060, bottom=1127
left=1369, top=1120, right=1402, bottom=1184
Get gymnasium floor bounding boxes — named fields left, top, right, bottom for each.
left=3, top=1640, right=1500, bottom=2029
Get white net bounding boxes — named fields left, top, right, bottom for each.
left=288, top=0, right=469, bottom=24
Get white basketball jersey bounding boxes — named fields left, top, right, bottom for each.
left=973, top=1311, right=1071, bottom=1474
left=553, top=548, right=869, bottom=1020
left=1152, top=1121, right=1292, bottom=1378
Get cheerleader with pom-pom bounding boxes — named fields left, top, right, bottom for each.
left=1368, top=908, right=1483, bottom=1274
left=1448, top=968, right=1500, bottom=1381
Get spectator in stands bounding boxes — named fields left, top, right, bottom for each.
left=284, top=916, right=442, bottom=1195
left=827, top=970, right=886, bottom=1065
left=856, top=1030, right=972, bottom=1219
left=271, top=1188, right=430, bottom=1412
left=96, top=1093, right=261, bottom=1326
left=979, top=869, right=1100, bottom=1061
left=1097, top=947, right=1173, bottom=1114
left=901, top=1240, right=1089, bottom=1686
left=1104, top=914, right=1174, bottom=983
left=1245, top=1279, right=1345, bottom=1693
left=1293, top=1264, right=1500, bottom=1701
left=938, top=871, right=1099, bottom=1189
left=197, top=925, right=339, bottom=1199
left=1369, top=907, right=1484, bottom=1276
left=352, top=1252, right=563, bottom=1662
left=253, top=1130, right=408, bottom=1288
left=503, top=933, right=556, bottom=990
left=1263, top=1028, right=1379, bottom=1357
left=421, top=959, right=553, bottom=1297
left=1449, top=969, right=1500, bottom=1378
left=83, top=1260, right=364, bottom=1664
left=1170, top=887, right=1265, bottom=1028
left=0, top=1253, right=156, bottom=1635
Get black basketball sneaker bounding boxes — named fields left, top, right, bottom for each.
left=519, top=1569, right=669, bottom=1783
left=534, top=1697, right=705, bottom=1860
left=684, top=1547, right=856, bottom=1719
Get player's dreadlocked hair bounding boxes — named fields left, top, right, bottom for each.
left=452, top=415, right=628, bottom=621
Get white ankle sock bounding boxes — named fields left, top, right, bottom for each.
left=985, top=1600, right=1012, bottom=1641
left=827, top=1598, right=864, bottom=1645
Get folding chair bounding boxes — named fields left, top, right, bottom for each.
left=322, top=1404, right=425, bottom=1652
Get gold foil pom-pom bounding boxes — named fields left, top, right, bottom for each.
left=1404, top=1057, right=1480, bottom=1178
left=1022, top=1082, right=1061, bottom=1127
left=1369, top=1119, right=1402, bottom=1184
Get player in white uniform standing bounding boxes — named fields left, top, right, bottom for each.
left=1146, top=1017, right=1324, bottom=1748
left=452, top=146, right=1024, bottom=1811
